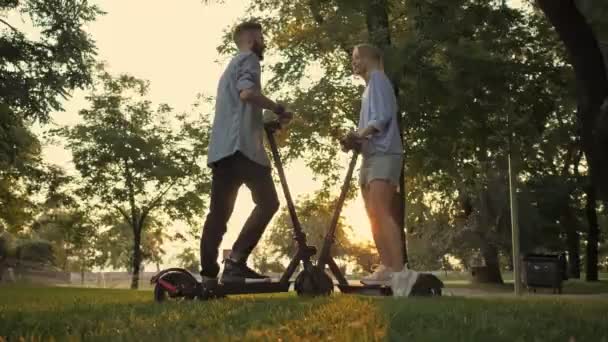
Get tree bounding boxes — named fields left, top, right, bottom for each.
left=0, top=231, right=16, bottom=281
left=346, top=242, right=380, bottom=275
left=28, top=166, right=97, bottom=277
left=536, top=0, right=608, bottom=280
left=264, top=191, right=355, bottom=264
left=251, top=246, right=285, bottom=274
left=56, top=69, right=211, bottom=288
left=1, top=1, right=102, bottom=280
left=0, top=117, right=42, bottom=234
left=175, top=247, right=200, bottom=273
left=95, top=214, right=170, bottom=274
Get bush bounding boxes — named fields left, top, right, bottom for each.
left=15, top=240, right=55, bottom=265
left=0, top=232, right=16, bottom=260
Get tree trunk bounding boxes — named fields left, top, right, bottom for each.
left=537, top=0, right=608, bottom=201
left=131, top=225, right=142, bottom=289
left=80, top=263, right=85, bottom=286
left=562, top=207, right=581, bottom=279
left=477, top=243, right=504, bottom=284
left=123, top=158, right=142, bottom=289
left=0, top=258, right=5, bottom=283
left=585, top=185, right=599, bottom=281
left=560, top=144, right=582, bottom=279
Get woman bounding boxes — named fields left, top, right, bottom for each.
left=344, top=43, right=418, bottom=295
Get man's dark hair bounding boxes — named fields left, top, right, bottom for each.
left=233, top=21, right=263, bottom=46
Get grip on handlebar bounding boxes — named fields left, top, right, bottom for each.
left=264, top=120, right=282, bottom=133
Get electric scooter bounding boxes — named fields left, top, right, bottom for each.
left=313, top=137, right=444, bottom=296
left=150, top=121, right=334, bottom=302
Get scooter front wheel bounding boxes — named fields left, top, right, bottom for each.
left=295, top=268, right=334, bottom=297
left=152, top=269, right=199, bottom=303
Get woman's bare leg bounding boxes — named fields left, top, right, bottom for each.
left=362, top=185, right=391, bottom=268
left=368, top=180, right=404, bottom=272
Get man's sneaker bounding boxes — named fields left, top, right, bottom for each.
left=220, top=259, right=271, bottom=284
left=390, top=265, right=419, bottom=297
left=361, top=265, right=393, bottom=286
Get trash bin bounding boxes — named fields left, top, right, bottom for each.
left=522, top=254, right=564, bottom=294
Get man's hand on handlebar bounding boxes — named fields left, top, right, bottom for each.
left=278, top=111, right=293, bottom=126
left=273, top=103, right=293, bottom=127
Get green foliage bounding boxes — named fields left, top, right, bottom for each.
left=345, top=242, right=380, bottom=274
left=0, top=231, right=15, bottom=260
left=14, top=239, right=54, bottom=265
left=54, top=68, right=212, bottom=287
left=0, top=114, right=43, bottom=234
left=33, top=208, right=98, bottom=272
left=0, top=0, right=103, bottom=123
left=95, top=214, right=168, bottom=272
left=264, top=191, right=353, bottom=262
left=251, top=246, right=286, bottom=274
left=175, top=247, right=200, bottom=273
left=56, top=69, right=211, bottom=227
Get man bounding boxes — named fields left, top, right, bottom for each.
left=344, top=44, right=418, bottom=293
left=201, top=21, right=292, bottom=283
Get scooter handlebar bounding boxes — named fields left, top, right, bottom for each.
left=339, top=136, right=362, bottom=153
left=264, top=120, right=282, bottom=133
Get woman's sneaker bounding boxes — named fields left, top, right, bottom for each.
left=390, top=265, right=419, bottom=297
left=361, top=265, right=393, bottom=286
left=220, top=259, right=271, bottom=284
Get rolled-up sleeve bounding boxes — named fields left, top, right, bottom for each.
left=367, top=73, right=394, bottom=133
left=236, top=54, right=260, bottom=91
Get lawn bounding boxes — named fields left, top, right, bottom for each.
left=445, top=279, right=608, bottom=295
left=1, top=286, right=607, bottom=341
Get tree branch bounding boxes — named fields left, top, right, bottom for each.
left=140, top=180, right=178, bottom=224
left=0, top=18, right=21, bottom=35
left=114, top=205, right=130, bottom=223
left=537, top=0, right=608, bottom=200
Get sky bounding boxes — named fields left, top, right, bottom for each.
left=12, top=0, right=374, bottom=270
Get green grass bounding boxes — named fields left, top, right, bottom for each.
left=444, top=279, right=608, bottom=295
left=437, top=271, right=608, bottom=283
left=1, top=286, right=607, bottom=341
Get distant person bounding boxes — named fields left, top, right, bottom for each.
left=343, top=43, right=418, bottom=295
left=201, top=21, right=293, bottom=283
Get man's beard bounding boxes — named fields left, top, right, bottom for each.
left=252, top=41, right=265, bottom=60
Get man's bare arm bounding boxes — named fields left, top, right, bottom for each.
left=240, top=88, right=283, bottom=113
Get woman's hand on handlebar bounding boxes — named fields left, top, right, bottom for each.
left=340, top=131, right=363, bottom=152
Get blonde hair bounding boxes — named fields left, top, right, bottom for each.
left=354, top=43, right=384, bottom=69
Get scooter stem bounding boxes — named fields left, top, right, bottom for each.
left=264, top=122, right=309, bottom=247
left=317, top=149, right=360, bottom=269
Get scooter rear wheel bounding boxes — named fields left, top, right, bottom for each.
left=295, top=268, right=334, bottom=297
left=153, top=270, right=199, bottom=302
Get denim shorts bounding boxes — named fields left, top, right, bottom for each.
left=359, top=154, right=403, bottom=189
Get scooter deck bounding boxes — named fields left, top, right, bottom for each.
left=210, top=281, right=291, bottom=295
left=337, top=284, right=392, bottom=296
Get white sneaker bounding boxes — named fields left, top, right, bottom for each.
left=390, top=265, right=419, bottom=297
left=361, top=265, right=393, bottom=286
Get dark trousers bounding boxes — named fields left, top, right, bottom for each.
left=200, top=152, right=279, bottom=277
